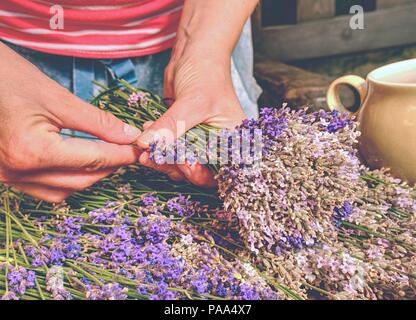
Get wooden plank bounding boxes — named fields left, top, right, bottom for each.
left=255, top=3, right=416, bottom=61
left=297, top=0, right=336, bottom=22
left=254, top=57, right=333, bottom=110
left=261, top=0, right=297, bottom=26
left=377, top=0, right=415, bottom=9
left=336, top=0, right=376, bottom=15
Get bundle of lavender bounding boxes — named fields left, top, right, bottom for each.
left=203, top=169, right=416, bottom=299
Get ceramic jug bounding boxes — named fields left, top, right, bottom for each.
left=327, top=59, right=416, bottom=184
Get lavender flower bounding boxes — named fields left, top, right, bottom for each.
left=166, top=195, right=196, bottom=217
left=86, top=283, right=128, bottom=300
left=46, top=266, right=71, bottom=300
left=127, top=92, right=147, bottom=108
left=334, top=202, right=353, bottom=227
left=8, top=191, right=285, bottom=300
left=142, top=194, right=158, bottom=206
left=5, top=266, right=36, bottom=296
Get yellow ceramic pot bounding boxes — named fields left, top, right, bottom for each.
left=327, top=59, right=416, bottom=184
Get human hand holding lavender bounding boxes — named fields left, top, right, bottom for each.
left=136, top=56, right=245, bottom=188
left=136, top=0, right=257, bottom=187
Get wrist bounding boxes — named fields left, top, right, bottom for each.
left=171, top=35, right=230, bottom=69
left=172, top=17, right=232, bottom=65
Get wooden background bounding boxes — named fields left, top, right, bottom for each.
left=253, top=0, right=416, bottom=61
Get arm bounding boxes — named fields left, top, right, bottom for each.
left=0, top=42, right=142, bottom=202
left=171, top=0, right=258, bottom=71
left=137, top=0, right=259, bottom=187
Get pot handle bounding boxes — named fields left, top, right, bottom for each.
left=327, top=75, right=368, bottom=114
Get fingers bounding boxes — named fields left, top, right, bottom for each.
left=140, top=121, right=216, bottom=187
left=7, top=168, right=115, bottom=191
left=136, top=99, right=203, bottom=149
left=139, top=151, right=185, bottom=182
left=140, top=122, right=186, bottom=182
left=143, top=121, right=153, bottom=131
left=38, top=135, right=141, bottom=171
left=138, top=141, right=216, bottom=187
left=54, top=95, right=141, bottom=144
left=164, top=67, right=174, bottom=99
left=177, top=162, right=217, bottom=188
left=11, top=183, right=72, bottom=203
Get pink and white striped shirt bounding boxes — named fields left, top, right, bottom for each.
left=0, top=0, right=184, bottom=58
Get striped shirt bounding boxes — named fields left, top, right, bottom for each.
left=0, top=0, right=184, bottom=58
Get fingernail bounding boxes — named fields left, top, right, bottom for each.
left=189, top=160, right=198, bottom=168
left=137, top=130, right=156, bottom=148
left=182, top=162, right=192, bottom=177
left=124, top=124, right=141, bottom=138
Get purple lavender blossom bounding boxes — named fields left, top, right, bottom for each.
left=127, top=92, right=147, bottom=108
left=56, top=216, right=84, bottom=238
left=334, top=202, right=354, bottom=227
left=9, top=189, right=284, bottom=301
left=86, top=283, right=128, bottom=300
left=88, top=202, right=122, bottom=225
left=166, top=195, right=196, bottom=217
left=191, top=272, right=210, bottom=294
left=136, top=216, right=170, bottom=244
left=6, top=266, right=36, bottom=296
left=143, top=194, right=158, bottom=206
left=315, top=110, right=353, bottom=133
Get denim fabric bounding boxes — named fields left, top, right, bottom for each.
left=232, top=20, right=262, bottom=119
left=2, top=20, right=261, bottom=120
left=5, top=41, right=170, bottom=98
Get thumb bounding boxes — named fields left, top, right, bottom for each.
left=136, top=100, right=202, bottom=149
left=57, top=96, right=141, bottom=144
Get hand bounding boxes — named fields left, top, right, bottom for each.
left=135, top=0, right=256, bottom=188
left=136, top=53, right=246, bottom=188
left=0, top=43, right=141, bottom=202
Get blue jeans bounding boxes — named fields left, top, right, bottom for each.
left=3, top=21, right=261, bottom=125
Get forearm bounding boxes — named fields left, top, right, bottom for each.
left=0, top=42, right=31, bottom=86
left=0, top=42, right=66, bottom=100
left=0, top=42, right=40, bottom=78
left=173, top=0, right=258, bottom=62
